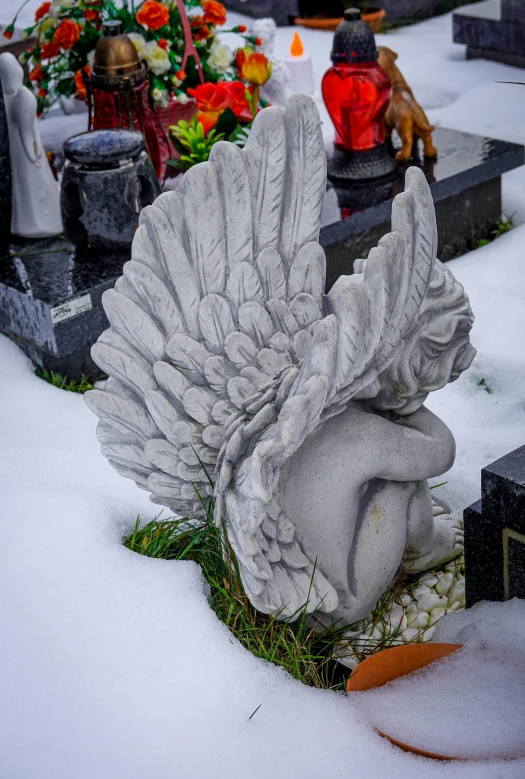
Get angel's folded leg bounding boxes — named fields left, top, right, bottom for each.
left=401, top=481, right=463, bottom=573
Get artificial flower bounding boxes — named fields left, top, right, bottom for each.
left=171, top=68, right=186, bottom=87
left=207, top=36, right=232, bottom=74
left=2, top=24, right=14, bottom=39
left=40, top=41, right=60, bottom=58
left=188, top=80, right=251, bottom=134
left=84, top=6, right=99, bottom=23
left=152, top=86, right=169, bottom=105
left=202, top=0, right=226, bottom=27
left=73, top=64, right=90, bottom=99
left=35, top=2, right=51, bottom=21
left=157, top=37, right=169, bottom=50
left=238, top=48, right=271, bottom=86
left=53, top=19, right=80, bottom=50
left=190, top=16, right=210, bottom=41
left=143, top=39, right=171, bottom=75
left=135, top=0, right=169, bottom=31
left=29, top=64, right=44, bottom=82
left=236, top=24, right=246, bottom=33
left=127, top=31, right=147, bottom=59
left=37, top=87, right=47, bottom=98
left=49, top=0, right=74, bottom=18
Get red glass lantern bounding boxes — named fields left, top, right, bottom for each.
left=322, top=8, right=395, bottom=182
left=85, top=21, right=170, bottom=181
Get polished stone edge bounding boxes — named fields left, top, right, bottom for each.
left=453, top=8, right=525, bottom=58
left=0, top=272, right=114, bottom=358
left=464, top=443, right=525, bottom=607
left=320, top=138, right=523, bottom=249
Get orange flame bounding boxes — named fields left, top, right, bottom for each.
left=290, top=31, right=304, bottom=57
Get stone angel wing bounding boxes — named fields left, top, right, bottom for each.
left=85, top=95, right=438, bottom=622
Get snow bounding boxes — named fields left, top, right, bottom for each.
left=1, top=5, right=525, bottom=778
left=354, top=601, right=525, bottom=760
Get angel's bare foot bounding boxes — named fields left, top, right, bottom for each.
left=402, top=514, right=463, bottom=573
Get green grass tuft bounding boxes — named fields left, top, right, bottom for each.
left=35, top=366, right=93, bottom=393
left=124, top=504, right=351, bottom=690
left=476, top=213, right=514, bottom=249
left=124, top=488, right=461, bottom=688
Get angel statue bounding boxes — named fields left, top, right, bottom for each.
left=85, top=95, right=476, bottom=633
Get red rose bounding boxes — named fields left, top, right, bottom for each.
left=136, top=0, right=170, bottom=31
left=85, top=8, right=100, bottom=23
left=157, top=37, right=168, bottom=50
left=40, top=41, right=60, bottom=59
left=53, top=19, right=81, bottom=50
left=202, top=0, right=226, bottom=27
left=35, top=2, right=51, bottom=21
left=188, top=80, right=251, bottom=134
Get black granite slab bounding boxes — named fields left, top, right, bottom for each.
left=1, top=125, right=523, bottom=380
left=464, top=444, right=525, bottom=606
left=223, top=0, right=298, bottom=25
left=454, top=0, right=525, bottom=69
left=0, top=78, right=11, bottom=255
left=0, top=238, right=127, bottom=379
left=320, top=125, right=524, bottom=286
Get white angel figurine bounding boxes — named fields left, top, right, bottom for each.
left=250, top=18, right=290, bottom=107
left=86, top=96, right=476, bottom=632
left=0, top=52, right=62, bottom=239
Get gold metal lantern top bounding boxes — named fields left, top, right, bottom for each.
left=91, top=21, right=146, bottom=89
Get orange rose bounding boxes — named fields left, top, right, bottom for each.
left=35, top=2, right=51, bottom=21
left=74, top=65, right=90, bottom=99
left=40, top=41, right=60, bottom=59
left=29, top=64, right=44, bottom=82
left=239, top=49, right=272, bottom=86
left=188, top=80, right=251, bottom=134
left=202, top=0, right=226, bottom=26
left=136, top=0, right=170, bottom=31
left=53, top=19, right=81, bottom=50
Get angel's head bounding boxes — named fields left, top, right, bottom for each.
left=369, top=261, right=476, bottom=415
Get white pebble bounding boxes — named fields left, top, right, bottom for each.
left=417, top=593, right=447, bottom=613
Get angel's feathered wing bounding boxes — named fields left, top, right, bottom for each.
left=85, top=95, right=438, bottom=620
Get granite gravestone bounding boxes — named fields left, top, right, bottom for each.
left=222, top=0, right=298, bottom=26
left=464, top=444, right=525, bottom=606
left=454, top=0, right=525, bottom=69
left=0, top=76, right=11, bottom=254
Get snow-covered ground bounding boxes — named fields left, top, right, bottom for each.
left=1, top=6, right=525, bottom=778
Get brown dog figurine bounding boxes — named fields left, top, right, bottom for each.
left=378, top=46, right=437, bottom=162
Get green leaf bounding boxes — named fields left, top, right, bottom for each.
left=214, top=107, right=238, bottom=138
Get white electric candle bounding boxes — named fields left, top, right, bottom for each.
left=285, top=32, right=315, bottom=95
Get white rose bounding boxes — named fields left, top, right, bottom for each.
left=127, top=32, right=147, bottom=59
left=143, top=40, right=171, bottom=76
left=49, top=0, right=74, bottom=17
left=152, top=87, right=169, bottom=106
left=207, top=37, right=233, bottom=74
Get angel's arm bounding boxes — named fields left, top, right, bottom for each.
left=372, top=406, right=455, bottom=482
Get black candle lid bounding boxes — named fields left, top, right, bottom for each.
left=330, top=7, right=378, bottom=64
left=63, top=130, right=145, bottom=167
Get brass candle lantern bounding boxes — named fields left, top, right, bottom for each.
left=84, top=21, right=169, bottom=180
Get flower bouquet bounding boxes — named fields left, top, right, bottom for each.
left=169, top=46, right=272, bottom=170
left=4, top=0, right=268, bottom=117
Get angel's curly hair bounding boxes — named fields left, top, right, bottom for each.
left=371, top=260, right=476, bottom=411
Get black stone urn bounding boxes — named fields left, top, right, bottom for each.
left=61, top=129, right=161, bottom=253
